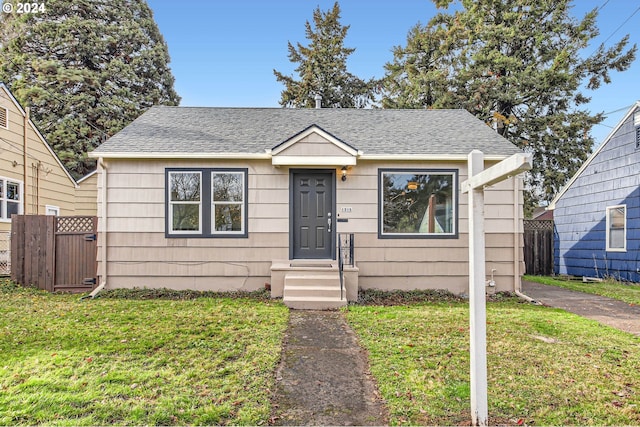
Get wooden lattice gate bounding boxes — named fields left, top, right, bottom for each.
left=523, top=219, right=554, bottom=276
left=11, top=215, right=98, bottom=292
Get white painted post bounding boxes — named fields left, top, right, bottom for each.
left=468, top=150, right=488, bottom=426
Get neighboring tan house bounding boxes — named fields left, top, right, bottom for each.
left=0, top=83, right=98, bottom=273
left=89, top=106, right=526, bottom=308
left=549, top=102, right=640, bottom=283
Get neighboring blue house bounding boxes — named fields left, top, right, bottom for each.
left=548, top=102, right=640, bottom=283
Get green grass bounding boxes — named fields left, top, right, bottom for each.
left=5, top=279, right=640, bottom=426
left=0, top=280, right=289, bottom=426
left=524, top=274, right=640, bottom=306
left=347, top=299, right=640, bottom=426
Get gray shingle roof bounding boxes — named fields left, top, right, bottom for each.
left=91, top=106, right=521, bottom=157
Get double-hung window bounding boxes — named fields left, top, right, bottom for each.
left=166, top=168, right=247, bottom=237
left=168, top=171, right=202, bottom=234
left=379, top=169, right=458, bottom=238
left=606, top=205, right=626, bottom=251
left=0, top=177, right=22, bottom=221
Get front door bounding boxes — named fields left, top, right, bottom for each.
left=291, top=170, right=335, bottom=259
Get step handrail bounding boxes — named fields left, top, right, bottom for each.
left=337, top=233, right=355, bottom=301
left=338, top=235, right=344, bottom=301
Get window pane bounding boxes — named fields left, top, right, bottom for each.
left=7, top=182, right=19, bottom=200
left=7, top=201, right=19, bottom=217
left=214, top=204, right=242, bottom=232
left=213, top=173, right=243, bottom=202
left=382, top=172, right=454, bottom=234
left=170, top=173, right=200, bottom=202
left=0, top=179, right=3, bottom=198
left=172, top=204, right=200, bottom=231
left=608, top=206, right=625, bottom=249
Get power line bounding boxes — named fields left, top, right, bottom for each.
left=603, top=104, right=634, bottom=116
left=596, top=0, right=610, bottom=13
left=600, top=5, right=640, bottom=47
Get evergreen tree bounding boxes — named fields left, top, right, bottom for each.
left=273, top=2, right=377, bottom=108
left=0, top=0, right=180, bottom=177
left=383, top=0, right=636, bottom=210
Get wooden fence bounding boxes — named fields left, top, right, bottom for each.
left=11, top=215, right=98, bottom=292
left=523, top=219, right=554, bottom=276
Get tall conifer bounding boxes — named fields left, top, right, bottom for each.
left=274, top=2, right=377, bottom=108
left=383, top=0, right=636, bottom=210
left=0, top=0, right=180, bottom=177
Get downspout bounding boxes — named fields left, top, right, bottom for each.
left=512, top=176, right=539, bottom=304
left=83, top=157, right=107, bottom=299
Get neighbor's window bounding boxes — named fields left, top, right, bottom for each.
left=0, top=177, right=22, bottom=221
left=166, top=168, right=247, bottom=237
left=379, top=169, right=457, bottom=238
left=45, top=205, right=60, bottom=216
left=606, top=205, right=626, bottom=251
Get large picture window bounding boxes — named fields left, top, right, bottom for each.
left=379, top=169, right=457, bottom=238
left=606, top=205, right=626, bottom=251
left=0, top=177, right=22, bottom=221
left=166, top=168, right=247, bottom=237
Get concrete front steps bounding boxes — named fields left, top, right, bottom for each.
left=270, top=260, right=358, bottom=309
left=283, top=271, right=347, bottom=310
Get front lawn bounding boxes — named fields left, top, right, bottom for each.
left=347, top=298, right=640, bottom=426
left=0, top=280, right=289, bottom=426
left=524, top=274, right=640, bottom=306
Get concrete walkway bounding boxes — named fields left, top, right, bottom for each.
left=521, top=280, right=640, bottom=336
left=270, top=310, right=388, bottom=426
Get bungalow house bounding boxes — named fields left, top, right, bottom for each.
left=548, top=102, right=640, bottom=283
left=89, top=106, right=526, bottom=308
left=0, top=83, right=98, bottom=273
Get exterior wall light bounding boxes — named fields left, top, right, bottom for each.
left=341, top=166, right=348, bottom=181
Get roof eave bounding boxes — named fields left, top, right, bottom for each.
left=88, top=152, right=273, bottom=160
left=89, top=152, right=514, bottom=162
left=358, top=154, right=513, bottom=162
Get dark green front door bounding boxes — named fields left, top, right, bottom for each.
left=291, top=170, right=335, bottom=259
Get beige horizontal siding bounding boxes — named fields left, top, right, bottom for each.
left=277, top=133, right=350, bottom=157
left=97, top=155, right=524, bottom=293
left=75, top=173, right=98, bottom=216
left=105, top=231, right=287, bottom=247
left=1, top=86, right=98, bottom=219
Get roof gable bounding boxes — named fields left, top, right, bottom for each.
left=0, top=83, right=78, bottom=188
left=270, top=125, right=359, bottom=166
left=548, top=101, right=640, bottom=209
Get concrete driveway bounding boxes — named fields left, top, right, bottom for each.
left=521, top=280, right=640, bottom=336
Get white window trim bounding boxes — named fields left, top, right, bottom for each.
left=168, top=171, right=202, bottom=235
left=605, top=204, right=626, bottom=252
left=0, top=177, right=23, bottom=222
left=211, top=171, right=245, bottom=235
left=45, top=205, right=60, bottom=216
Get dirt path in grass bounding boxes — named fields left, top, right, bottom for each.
left=269, top=310, right=389, bottom=426
left=522, top=280, right=640, bottom=336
